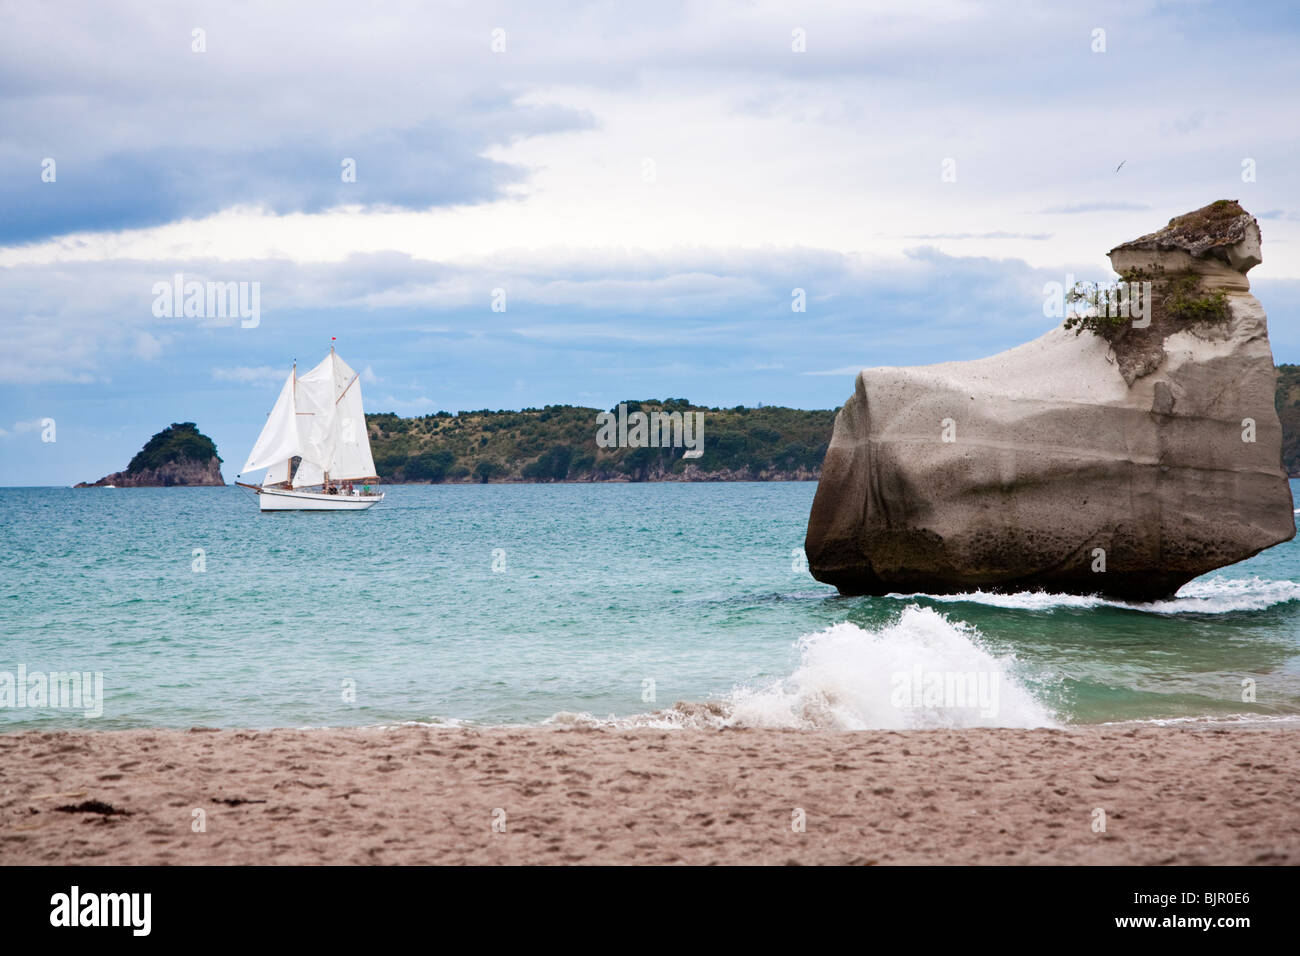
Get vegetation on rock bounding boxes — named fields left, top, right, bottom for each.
left=1064, top=270, right=1229, bottom=340
left=126, top=422, right=222, bottom=474
left=366, top=401, right=835, bottom=482
left=1064, top=268, right=1232, bottom=384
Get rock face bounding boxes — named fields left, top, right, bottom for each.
left=77, top=458, right=225, bottom=488
left=805, top=202, right=1295, bottom=600
left=76, top=422, right=225, bottom=487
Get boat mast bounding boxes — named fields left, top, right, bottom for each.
left=326, top=338, right=335, bottom=490
left=289, top=360, right=296, bottom=487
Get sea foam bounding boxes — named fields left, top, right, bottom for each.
left=557, top=605, right=1057, bottom=731
left=890, top=575, right=1299, bottom=615
left=723, top=607, right=1056, bottom=730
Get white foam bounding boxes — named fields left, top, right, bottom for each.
left=543, top=608, right=1057, bottom=732
left=1136, top=576, right=1300, bottom=613
left=1099, top=713, right=1300, bottom=728
left=542, top=709, right=705, bottom=730
left=379, top=716, right=476, bottom=730
left=894, top=589, right=1108, bottom=611
left=891, top=575, right=1299, bottom=615
left=723, top=607, right=1057, bottom=730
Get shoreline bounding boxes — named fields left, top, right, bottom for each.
left=9, top=710, right=1300, bottom=735
left=3, top=723, right=1296, bottom=865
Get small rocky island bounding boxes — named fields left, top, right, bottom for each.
left=76, top=422, right=225, bottom=487
left=805, top=201, right=1296, bottom=600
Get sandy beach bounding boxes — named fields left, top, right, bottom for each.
left=1, top=723, right=1296, bottom=865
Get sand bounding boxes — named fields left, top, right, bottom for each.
left=1, top=724, right=1296, bottom=865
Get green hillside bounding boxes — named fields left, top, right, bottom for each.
left=1278, top=364, right=1300, bottom=476
left=367, top=400, right=835, bottom=482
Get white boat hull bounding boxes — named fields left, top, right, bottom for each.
left=257, top=487, right=384, bottom=511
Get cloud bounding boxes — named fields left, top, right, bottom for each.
left=903, top=232, right=1053, bottom=240
left=5, top=0, right=1298, bottom=267
left=1037, top=202, right=1153, bottom=214
left=0, top=418, right=46, bottom=439
left=134, top=331, right=163, bottom=360
left=0, top=3, right=596, bottom=243
left=213, top=365, right=286, bottom=384
left=0, top=242, right=1077, bottom=389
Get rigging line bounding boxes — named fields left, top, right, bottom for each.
left=336, top=373, right=360, bottom=404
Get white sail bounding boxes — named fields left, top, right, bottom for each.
left=294, top=350, right=378, bottom=481
left=263, top=458, right=290, bottom=486
left=241, top=371, right=300, bottom=474
left=295, top=355, right=339, bottom=471
left=331, top=358, right=378, bottom=481
left=292, top=458, right=324, bottom=488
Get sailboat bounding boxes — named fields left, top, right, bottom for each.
left=235, top=345, right=384, bottom=511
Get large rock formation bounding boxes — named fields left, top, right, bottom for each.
left=76, top=422, right=225, bottom=487
left=806, top=201, right=1295, bottom=600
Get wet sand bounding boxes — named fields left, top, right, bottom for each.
left=1, top=724, right=1296, bottom=865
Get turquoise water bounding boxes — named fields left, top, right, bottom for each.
left=1, top=482, right=1297, bottom=730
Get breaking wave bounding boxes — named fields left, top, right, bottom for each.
left=890, top=575, right=1300, bottom=615
left=550, top=605, right=1058, bottom=731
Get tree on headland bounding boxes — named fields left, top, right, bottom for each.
left=366, top=401, right=838, bottom=482
left=127, top=422, right=221, bottom=474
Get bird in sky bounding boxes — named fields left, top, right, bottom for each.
left=1115, top=160, right=1126, bottom=173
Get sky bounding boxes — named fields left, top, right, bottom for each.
left=2, top=0, right=1299, bottom=485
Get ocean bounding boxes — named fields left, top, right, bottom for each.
left=2, top=481, right=1297, bottom=731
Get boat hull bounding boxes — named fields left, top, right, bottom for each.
left=257, top=487, right=384, bottom=511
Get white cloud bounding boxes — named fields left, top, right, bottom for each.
left=135, top=331, right=163, bottom=360
left=213, top=365, right=286, bottom=385
left=2, top=2, right=1296, bottom=280
left=0, top=419, right=46, bottom=439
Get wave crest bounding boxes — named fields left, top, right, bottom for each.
left=554, top=606, right=1057, bottom=731
left=890, top=576, right=1299, bottom=615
